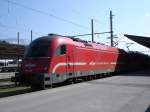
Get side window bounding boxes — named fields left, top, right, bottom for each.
left=60, top=45, right=66, bottom=54
left=55, top=45, right=66, bottom=55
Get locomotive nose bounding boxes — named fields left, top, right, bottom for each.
left=22, top=57, right=51, bottom=73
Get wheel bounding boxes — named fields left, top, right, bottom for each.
left=31, top=83, right=45, bottom=90
left=31, top=78, right=45, bottom=90
left=31, top=84, right=38, bottom=91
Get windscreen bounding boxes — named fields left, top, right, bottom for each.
left=25, top=37, right=51, bottom=58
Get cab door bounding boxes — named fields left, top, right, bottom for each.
left=51, top=44, right=67, bottom=83
left=66, top=44, right=74, bottom=79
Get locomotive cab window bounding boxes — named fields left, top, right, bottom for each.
left=55, top=45, right=66, bottom=55
left=25, top=43, right=50, bottom=58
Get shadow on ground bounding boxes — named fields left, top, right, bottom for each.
left=120, top=69, right=150, bottom=77
left=0, top=87, right=33, bottom=98
left=145, top=105, right=150, bottom=112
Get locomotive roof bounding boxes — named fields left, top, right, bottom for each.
left=34, top=36, right=54, bottom=43
left=38, top=34, right=120, bottom=53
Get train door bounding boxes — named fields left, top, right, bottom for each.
left=50, top=44, right=68, bottom=84
left=66, top=45, right=74, bottom=79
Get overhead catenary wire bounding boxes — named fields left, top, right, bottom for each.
left=70, top=32, right=110, bottom=37
left=68, top=9, right=111, bottom=41
left=70, top=9, right=107, bottom=26
left=0, top=21, right=44, bottom=37
left=67, top=9, right=109, bottom=35
left=0, top=0, right=112, bottom=44
left=1, top=0, right=90, bottom=30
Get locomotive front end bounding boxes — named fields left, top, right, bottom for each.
left=16, top=36, right=53, bottom=89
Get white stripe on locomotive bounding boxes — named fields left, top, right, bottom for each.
left=52, top=62, right=86, bottom=73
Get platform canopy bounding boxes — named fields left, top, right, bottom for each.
left=124, top=34, right=150, bottom=48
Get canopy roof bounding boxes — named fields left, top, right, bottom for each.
left=124, top=34, right=150, bottom=48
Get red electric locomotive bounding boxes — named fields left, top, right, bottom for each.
left=13, top=34, right=127, bottom=89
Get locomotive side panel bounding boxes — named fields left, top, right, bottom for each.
left=73, top=46, right=119, bottom=77
left=101, top=50, right=119, bottom=72
left=74, top=47, right=96, bottom=77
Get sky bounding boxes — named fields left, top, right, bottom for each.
left=0, top=0, right=150, bottom=54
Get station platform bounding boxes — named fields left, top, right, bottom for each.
left=0, top=70, right=150, bottom=112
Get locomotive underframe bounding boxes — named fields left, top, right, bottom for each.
left=12, top=67, right=116, bottom=90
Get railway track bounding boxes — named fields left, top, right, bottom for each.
left=0, top=70, right=146, bottom=98
left=0, top=72, right=15, bottom=89
left=0, top=72, right=32, bottom=98
left=0, top=72, right=113, bottom=98
left=0, top=86, right=31, bottom=98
